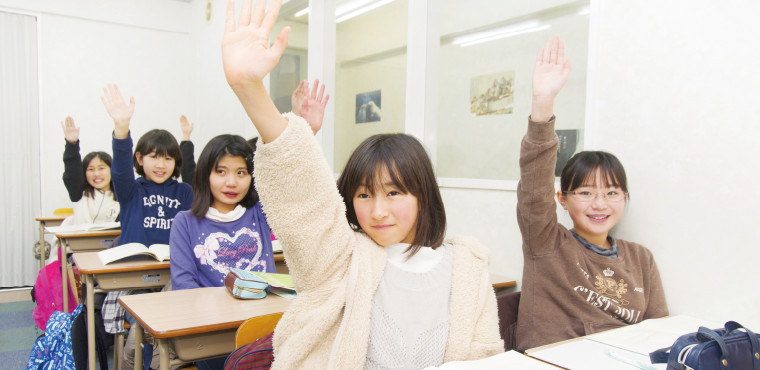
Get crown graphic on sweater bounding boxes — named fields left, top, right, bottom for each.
left=603, top=267, right=614, bottom=277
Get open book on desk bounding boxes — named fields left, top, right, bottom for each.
left=97, top=243, right=170, bottom=265
left=46, top=221, right=121, bottom=234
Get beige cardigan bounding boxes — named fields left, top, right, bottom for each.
left=254, top=114, right=504, bottom=369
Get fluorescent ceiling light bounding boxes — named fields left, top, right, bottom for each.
left=452, top=21, right=551, bottom=47
left=295, top=0, right=396, bottom=23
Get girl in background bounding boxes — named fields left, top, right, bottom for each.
left=60, top=116, right=119, bottom=224
left=514, top=36, right=668, bottom=351
left=221, top=1, right=503, bottom=368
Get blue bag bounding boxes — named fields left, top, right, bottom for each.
left=26, top=304, right=84, bottom=370
left=650, top=321, right=760, bottom=370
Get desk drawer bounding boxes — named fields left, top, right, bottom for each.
left=66, top=237, right=116, bottom=251
left=94, top=269, right=170, bottom=290
left=173, top=329, right=235, bottom=361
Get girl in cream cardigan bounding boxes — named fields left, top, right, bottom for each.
left=221, top=1, right=504, bottom=368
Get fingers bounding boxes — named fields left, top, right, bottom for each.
left=270, top=26, right=290, bottom=60
left=66, top=116, right=75, bottom=126
left=310, top=79, right=319, bottom=99
left=129, top=96, right=135, bottom=110
left=240, top=0, right=253, bottom=27
left=250, top=0, right=265, bottom=27
left=261, top=0, right=283, bottom=34
left=557, top=37, right=566, bottom=65
left=322, top=93, right=330, bottom=108
left=225, top=0, right=237, bottom=33
left=316, top=81, right=325, bottom=103
left=549, top=35, right=558, bottom=63
left=541, top=38, right=552, bottom=64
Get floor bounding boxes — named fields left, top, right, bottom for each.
left=0, top=287, right=43, bottom=369
left=0, top=287, right=115, bottom=369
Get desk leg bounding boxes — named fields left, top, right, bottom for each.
left=86, top=275, right=96, bottom=370
left=61, top=239, right=68, bottom=314
left=38, top=221, right=45, bottom=270
left=157, top=338, right=169, bottom=370
left=134, top=322, right=143, bottom=370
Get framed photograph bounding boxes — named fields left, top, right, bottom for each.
left=470, top=71, right=514, bottom=116
left=555, top=129, right=581, bottom=176
left=355, top=90, right=382, bottom=124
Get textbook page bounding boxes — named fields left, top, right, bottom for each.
left=585, top=315, right=723, bottom=356
left=97, top=243, right=170, bottom=264
left=427, top=350, right=556, bottom=369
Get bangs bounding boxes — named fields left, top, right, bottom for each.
left=359, top=161, right=411, bottom=196
left=561, top=151, right=628, bottom=192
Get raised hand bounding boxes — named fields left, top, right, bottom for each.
left=291, top=80, right=307, bottom=116
left=60, top=116, right=80, bottom=144
left=531, top=36, right=572, bottom=122
left=179, top=115, right=194, bottom=141
left=222, top=0, right=290, bottom=89
left=100, top=83, right=135, bottom=139
left=299, top=79, right=330, bottom=135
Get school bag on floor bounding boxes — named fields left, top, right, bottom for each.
left=31, top=255, right=78, bottom=331
left=26, top=304, right=83, bottom=370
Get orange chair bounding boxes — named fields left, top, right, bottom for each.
left=234, top=312, right=284, bottom=348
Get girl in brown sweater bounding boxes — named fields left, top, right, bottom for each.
left=515, top=36, right=668, bottom=351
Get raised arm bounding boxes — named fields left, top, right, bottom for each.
left=61, top=116, right=85, bottom=202
left=517, top=36, right=572, bottom=256
left=179, top=115, right=197, bottom=183
left=222, top=0, right=290, bottom=143
left=100, top=84, right=135, bottom=139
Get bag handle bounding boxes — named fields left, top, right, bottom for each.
left=724, top=321, right=760, bottom=370
left=697, top=326, right=731, bottom=368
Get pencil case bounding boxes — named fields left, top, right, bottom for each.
left=224, top=268, right=268, bottom=300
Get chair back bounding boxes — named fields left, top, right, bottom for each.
left=235, top=312, right=284, bottom=348
left=496, top=291, right=521, bottom=351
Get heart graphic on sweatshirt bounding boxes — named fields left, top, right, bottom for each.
left=194, top=227, right=265, bottom=275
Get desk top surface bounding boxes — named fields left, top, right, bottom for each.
left=72, top=252, right=170, bottom=274
left=489, top=274, right=516, bottom=288
left=36, top=214, right=70, bottom=222
left=120, top=287, right=291, bottom=339
left=55, top=229, right=122, bottom=238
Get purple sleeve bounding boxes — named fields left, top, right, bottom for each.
left=170, top=212, right=201, bottom=290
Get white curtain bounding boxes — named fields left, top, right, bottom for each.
left=0, top=11, right=41, bottom=286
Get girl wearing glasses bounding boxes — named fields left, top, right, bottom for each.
left=514, top=36, right=668, bottom=351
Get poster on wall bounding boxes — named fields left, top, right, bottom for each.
left=355, top=90, right=382, bottom=123
left=555, top=129, right=581, bottom=177
left=470, top=71, right=514, bottom=116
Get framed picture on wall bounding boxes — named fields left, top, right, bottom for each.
left=555, top=129, right=581, bottom=177
left=355, top=90, right=382, bottom=124
left=469, top=71, right=514, bottom=116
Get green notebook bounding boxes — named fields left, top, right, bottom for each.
left=250, top=272, right=295, bottom=290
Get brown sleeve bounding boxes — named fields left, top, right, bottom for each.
left=516, top=117, right=563, bottom=256
left=644, top=256, right=669, bottom=319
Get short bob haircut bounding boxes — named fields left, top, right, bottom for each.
left=190, top=134, right=256, bottom=218
left=132, top=129, right=183, bottom=179
left=560, top=150, right=629, bottom=200
left=337, top=133, right=446, bottom=256
left=81, top=151, right=115, bottom=199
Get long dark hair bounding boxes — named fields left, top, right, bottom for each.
left=337, top=133, right=446, bottom=256
left=81, top=151, right=115, bottom=199
left=190, top=135, right=256, bottom=218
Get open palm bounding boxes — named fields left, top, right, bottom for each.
left=532, top=36, right=572, bottom=99
left=61, top=116, right=80, bottom=143
left=300, top=79, right=330, bottom=134
left=100, top=83, right=134, bottom=128
left=222, top=0, right=290, bottom=88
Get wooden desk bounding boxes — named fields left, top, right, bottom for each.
left=490, top=274, right=516, bottom=290
left=73, top=252, right=170, bottom=370
left=56, top=230, right=121, bottom=313
left=120, top=287, right=292, bottom=370
left=35, top=213, right=70, bottom=270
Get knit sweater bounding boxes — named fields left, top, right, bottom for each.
left=111, top=133, right=193, bottom=246
left=62, top=140, right=86, bottom=202
left=254, top=114, right=504, bottom=369
left=170, top=204, right=275, bottom=290
left=514, top=117, right=669, bottom=351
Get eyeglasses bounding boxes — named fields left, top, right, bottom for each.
left=562, top=190, right=627, bottom=202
